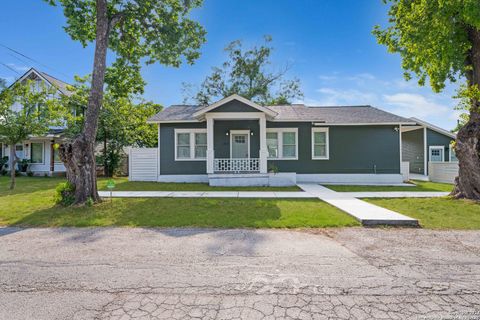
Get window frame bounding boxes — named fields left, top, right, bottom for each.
left=449, top=144, right=458, bottom=163
left=30, top=142, right=45, bottom=164
left=429, top=145, right=445, bottom=163
left=174, top=129, right=207, bottom=161
left=266, top=128, right=298, bottom=160
left=311, top=127, right=330, bottom=160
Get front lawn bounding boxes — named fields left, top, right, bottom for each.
left=366, top=197, right=480, bottom=229
left=326, top=180, right=453, bottom=192
left=0, top=176, right=358, bottom=228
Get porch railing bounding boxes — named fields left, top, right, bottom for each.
left=214, top=158, right=260, bottom=173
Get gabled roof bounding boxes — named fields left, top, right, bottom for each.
left=410, top=117, right=456, bottom=139
left=10, top=67, right=72, bottom=96
left=148, top=96, right=416, bottom=125
left=192, top=94, right=278, bottom=118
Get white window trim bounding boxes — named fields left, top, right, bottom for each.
left=174, top=129, right=207, bottom=161
left=229, top=130, right=250, bottom=159
left=312, top=127, right=330, bottom=160
left=429, top=145, right=444, bottom=163
left=449, top=144, right=458, bottom=163
left=266, top=128, right=298, bottom=160
left=30, top=141, right=45, bottom=165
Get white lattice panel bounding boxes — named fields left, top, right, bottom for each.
left=214, top=158, right=259, bottom=173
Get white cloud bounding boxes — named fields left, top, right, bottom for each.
left=316, top=87, right=378, bottom=106
left=383, top=93, right=449, bottom=118
left=346, top=73, right=376, bottom=82
left=6, top=63, right=29, bottom=72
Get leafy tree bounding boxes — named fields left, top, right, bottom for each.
left=374, top=0, right=480, bottom=200
left=0, top=81, right=64, bottom=189
left=46, top=0, right=206, bottom=205
left=64, top=74, right=161, bottom=176
left=183, top=36, right=303, bottom=106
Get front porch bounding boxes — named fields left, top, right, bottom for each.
left=205, top=112, right=269, bottom=175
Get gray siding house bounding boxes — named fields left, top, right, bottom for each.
left=142, top=94, right=456, bottom=186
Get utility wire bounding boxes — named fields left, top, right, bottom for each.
left=0, top=62, right=21, bottom=75
left=0, top=42, right=70, bottom=78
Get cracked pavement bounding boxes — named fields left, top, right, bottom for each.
left=0, top=227, right=479, bottom=319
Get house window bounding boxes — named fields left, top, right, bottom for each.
left=266, top=132, right=278, bottom=158
left=312, top=128, right=329, bottom=160
left=31, top=142, right=44, bottom=164
left=15, top=145, right=23, bottom=152
left=194, top=132, right=207, bottom=158
left=429, top=146, right=444, bottom=162
left=175, top=129, right=207, bottom=161
left=449, top=144, right=458, bottom=162
left=266, top=128, right=298, bottom=160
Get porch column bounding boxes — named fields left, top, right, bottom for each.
left=50, top=140, right=55, bottom=175
left=206, top=116, right=214, bottom=174
left=259, top=115, right=268, bottom=173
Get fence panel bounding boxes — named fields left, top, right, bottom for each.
left=428, top=162, right=458, bottom=184
left=129, top=148, right=158, bottom=181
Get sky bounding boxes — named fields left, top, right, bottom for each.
left=0, top=0, right=462, bottom=130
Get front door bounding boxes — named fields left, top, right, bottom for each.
left=430, top=146, right=444, bottom=162
left=231, top=132, right=249, bottom=158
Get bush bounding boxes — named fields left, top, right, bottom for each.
left=26, top=171, right=34, bottom=177
left=54, top=182, right=75, bottom=206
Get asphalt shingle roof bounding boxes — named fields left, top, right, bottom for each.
left=148, top=103, right=414, bottom=124
left=39, top=71, right=72, bottom=97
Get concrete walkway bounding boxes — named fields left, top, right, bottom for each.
left=297, top=184, right=419, bottom=226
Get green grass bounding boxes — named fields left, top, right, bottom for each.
left=0, top=176, right=358, bottom=228
left=97, top=177, right=301, bottom=191
left=326, top=180, right=453, bottom=192
left=366, top=197, right=480, bottom=229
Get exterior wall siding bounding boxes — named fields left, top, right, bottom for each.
left=159, top=121, right=402, bottom=175
left=159, top=122, right=206, bottom=175
left=402, top=129, right=425, bottom=174
left=267, top=122, right=400, bottom=174
left=427, top=128, right=453, bottom=162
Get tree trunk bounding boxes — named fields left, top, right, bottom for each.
left=103, top=135, right=108, bottom=177
left=59, top=0, right=110, bottom=204
left=9, top=145, right=17, bottom=190
left=451, top=28, right=480, bottom=200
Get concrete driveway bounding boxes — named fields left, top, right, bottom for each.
left=0, top=227, right=479, bottom=319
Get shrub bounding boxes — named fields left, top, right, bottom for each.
left=85, top=197, right=94, bottom=207
left=26, top=170, right=34, bottom=177
left=54, top=182, right=75, bottom=206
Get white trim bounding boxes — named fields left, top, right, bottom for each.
left=147, top=119, right=199, bottom=124
left=30, top=141, right=45, bottom=165
left=449, top=143, right=458, bottom=162
left=174, top=129, right=207, bottom=161
left=411, top=117, right=456, bottom=139
left=429, top=145, right=445, bottom=163
left=423, top=127, right=427, bottom=176
left=399, top=124, right=402, bottom=169
left=311, top=127, right=330, bottom=160
left=192, top=94, right=277, bottom=118
left=265, top=128, right=299, bottom=160
left=157, top=174, right=209, bottom=183
left=229, top=130, right=250, bottom=159
left=205, top=112, right=265, bottom=120
left=296, top=173, right=404, bottom=185
left=157, top=124, right=161, bottom=175
left=312, top=122, right=416, bottom=126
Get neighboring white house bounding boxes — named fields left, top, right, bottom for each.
left=1, top=68, right=72, bottom=176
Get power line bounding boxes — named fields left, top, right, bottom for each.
left=0, top=62, right=21, bottom=75
left=0, top=42, right=70, bottom=78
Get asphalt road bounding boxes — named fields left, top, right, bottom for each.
left=0, top=227, right=479, bottom=319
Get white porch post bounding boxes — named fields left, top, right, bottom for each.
left=259, top=115, right=268, bottom=173
left=206, top=116, right=214, bottom=174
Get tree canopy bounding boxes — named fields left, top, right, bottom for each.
left=184, top=36, right=303, bottom=106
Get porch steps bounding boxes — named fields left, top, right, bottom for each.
left=208, top=173, right=269, bottom=187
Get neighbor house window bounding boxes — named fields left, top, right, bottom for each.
left=312, top=128, right=329, bottom=160
left=31, top=142, right=44, bottom=164
left=175, top=129, right=207, bottom=160
left=266, top=128, right=297, bottom=160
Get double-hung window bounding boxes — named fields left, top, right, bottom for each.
left=266, top=128, right=298, bottom=160
left=175, top=129, right=207, bottom=161
left=30, top=142, right=44, bottom=164
left=312, top=128, right=329, bottom=160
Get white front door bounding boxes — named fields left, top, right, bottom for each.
left=429, top=146, right=444, bottom=162
left=231, top=132, right=249, bottom=158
